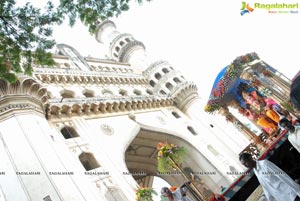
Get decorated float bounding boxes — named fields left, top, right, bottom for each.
left=204, top=53, right=300, bottom=200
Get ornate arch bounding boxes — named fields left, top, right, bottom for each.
left=0, top=77, right=49, bottom=118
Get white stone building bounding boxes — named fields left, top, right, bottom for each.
left=0, top=20, right=248, bottom=201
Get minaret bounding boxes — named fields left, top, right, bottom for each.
left=95, top=20, right=150, bottom=69
left=95, top=20, right=245, bottom=181
left=95, top=20, right=199, bottom=112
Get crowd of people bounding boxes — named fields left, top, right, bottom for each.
left=238, top=117, right=300, bottom=200
left=236, top=77, right=300, bottom=200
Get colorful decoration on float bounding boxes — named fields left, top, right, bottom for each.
left=136, top=187, right=157, bottom=201
left=157, top=142, right=186, bottom=173
left=281, top=101, right=295, bottom=113
left=204, top=103, right=221, bottom=114
left=204, top=52, right=260, bottom=114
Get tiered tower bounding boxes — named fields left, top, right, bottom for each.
left=0, top=20, right=246, bottom=201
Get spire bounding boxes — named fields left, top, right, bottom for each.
left=95, top=20, right=148, bottom=69
left=95, top=20, right=199, bottom=112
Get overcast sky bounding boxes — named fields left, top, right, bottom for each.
left=51, top=0, right=300, bottom=103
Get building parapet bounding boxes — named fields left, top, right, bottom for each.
left=33, top=67, right=148, bottom=85
left=143, top=60, right=169, bottom=77
left=46, top=95, right=173, bottom=119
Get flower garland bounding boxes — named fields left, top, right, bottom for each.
left=157, top=142, right=187, bottom=173
left=281, top=101, right=295, bottom=113
left=205, top=52, right=260, bottom=114
left=204, top=103, right=221, bottom=114
left=227, top=52, right=259, bottom=80
left=258, top=87, right=272, bottom=97
left=136, top=187, right=157, bottom=201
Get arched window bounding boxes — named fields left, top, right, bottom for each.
left=207, top=145, right=220, bottom=156
left=149, top=80, right=156, bottom=87
left=119, top=41, right=125, bottom=46
left=146, top=89, right=153, bottom=95
left=172, top=111, right=181, bottom=118
left=115, top=46, right=120, bottom=52
left=160, top=90, right=167, bottom=95
left=173, top=77, right=181, bottom=84
left=162, top=68, right=169, bottom=73
left=104, top=67, right=110, bottom=72
left=154, top=73, right=162, bottom=80
left=133, top=89, right=142, bottom=95
left=79, top=152, right=100, bottom=171
left=60, top=90, right=75, bottom=98
left=60, top=126, right=79, bottom=139
left=64, top=63, right=70, bottom=68
left=187, top=126, right=197, bottom=135
left=90, top=65, right=96, bottom=70
left=119, top=89, right=128, bottom=96
left=166, top=82, right=174, bottom=91
left=125, top=38, right=130, bottom=42
left=83, top=90, right=94, bottom=98
left=102, top=89, right=113, bottom=96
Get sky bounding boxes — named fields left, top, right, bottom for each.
left=49, top=0, right=300, bottom=199
left=51, top=0, right=300, bottom=104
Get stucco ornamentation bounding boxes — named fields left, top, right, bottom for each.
left=100, top=124, right=114, bottom=135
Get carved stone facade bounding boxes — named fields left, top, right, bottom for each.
left=0, top=20, right=247, bottom=201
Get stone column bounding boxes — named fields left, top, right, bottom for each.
left=251, top=63, right=291, bottom=101
left=0, top=77, right=101, bottom=201
left=241, top=67, right=286, bottom=104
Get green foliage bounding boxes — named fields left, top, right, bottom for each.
left=57, top=0, right=152, bottom=33
left=204, top=103, right=221, bottom=114
left=0, top=0, right=151, bottom=83
left=157, top=142, right=187, bottom=173
left=0, top=0, right=59, bottom=82
left=136, top=187, right=157, bottom=201
left=281, top=101, right=295, bottom=113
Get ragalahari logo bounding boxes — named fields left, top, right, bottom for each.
left=240, top=2, right=254, bottom=15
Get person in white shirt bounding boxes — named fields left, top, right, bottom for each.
left=279, top=118, right=300, bottom=153
left=239, top=152, right=300, bottom=201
